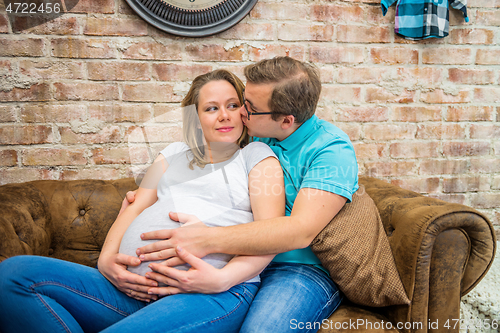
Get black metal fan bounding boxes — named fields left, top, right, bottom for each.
left=125, top=0, right=258, bottom=37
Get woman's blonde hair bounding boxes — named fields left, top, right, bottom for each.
left=181, top=69, right=248, bottom=169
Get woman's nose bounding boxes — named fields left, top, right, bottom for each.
left=218, top=107, right=230, bottom=120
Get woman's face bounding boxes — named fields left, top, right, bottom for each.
left=197, top=80, right=244, bottom=145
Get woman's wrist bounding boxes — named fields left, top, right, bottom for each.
left=97, top=250, right=115, bottom=270
left=216, top=269, right=234, bottom=293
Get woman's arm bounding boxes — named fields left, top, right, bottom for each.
left=146, top=156, right=285, bottom=295
left=98, top=154, right=168, bottom=301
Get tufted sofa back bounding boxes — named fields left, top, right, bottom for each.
left=0, top=178, right=138, bottom=267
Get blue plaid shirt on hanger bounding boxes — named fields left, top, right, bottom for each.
left=381, top=0, right=469, bottom=40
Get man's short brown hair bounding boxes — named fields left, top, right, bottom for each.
left=244, top=56, right=321, bottom=124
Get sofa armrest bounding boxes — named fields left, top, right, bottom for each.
left=0, top=183, right=52, bottom=262
left=360, top=177, right=496, bottom=332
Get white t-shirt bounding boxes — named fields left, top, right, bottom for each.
left=119, top=141, right=276, bottom=283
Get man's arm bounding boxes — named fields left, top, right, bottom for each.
left=209, top=188, right=346, bottom=255
left=138, top=187, right=346, bottom=262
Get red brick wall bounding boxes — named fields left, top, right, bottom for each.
left=0, top=0, right=499, bottom=235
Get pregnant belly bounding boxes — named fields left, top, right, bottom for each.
left=118, top=210, right=188, bottom=278
left=118, top=206, right=234, bottom=283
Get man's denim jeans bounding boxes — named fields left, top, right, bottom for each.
left=240, top=262, right=343, bottom=333
left=0, top=255, right=258, bottom=333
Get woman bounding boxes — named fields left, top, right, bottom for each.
left=0, top=70, right=285, bottom=333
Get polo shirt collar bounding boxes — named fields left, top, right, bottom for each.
left=276, top=115, right=318, bottom=150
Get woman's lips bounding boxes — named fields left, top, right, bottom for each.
left=216, top=127, right=234, bottom=133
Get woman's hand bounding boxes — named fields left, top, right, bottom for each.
left=98, top=253, right=159, bottom=302
left=172, top=212, right=203, bottom=227
left=145, top=246, right=231, bottom=296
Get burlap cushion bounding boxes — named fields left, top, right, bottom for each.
left=311, top=186, right=410, bottom=307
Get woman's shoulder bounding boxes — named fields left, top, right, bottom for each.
left=159, top=142, right=189, bottom=159
left=242, top=141, right=274, bottom=154
left=240, top=141, right=277, bottom=173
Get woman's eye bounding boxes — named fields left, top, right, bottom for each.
left=206, top=106, right=218, bottom=112
left=228, top=103, right=240, bottom=109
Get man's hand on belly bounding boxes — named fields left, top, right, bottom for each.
left=136, top=211, right=212, bottom=267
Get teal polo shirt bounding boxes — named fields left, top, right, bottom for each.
left=254, top=115, right=359, bottom=266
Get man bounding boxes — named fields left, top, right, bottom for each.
left=112, top=56, right=359, bottom=332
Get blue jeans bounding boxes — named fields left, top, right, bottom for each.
left=240, top=262, right=343, bottom=333
left=0, top=255, right=258, bottom=333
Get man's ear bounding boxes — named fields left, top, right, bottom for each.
left=280, top=115, right=296, bottom=130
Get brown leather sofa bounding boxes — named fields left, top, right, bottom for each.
left=0, top=176, right=496, bottom=333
